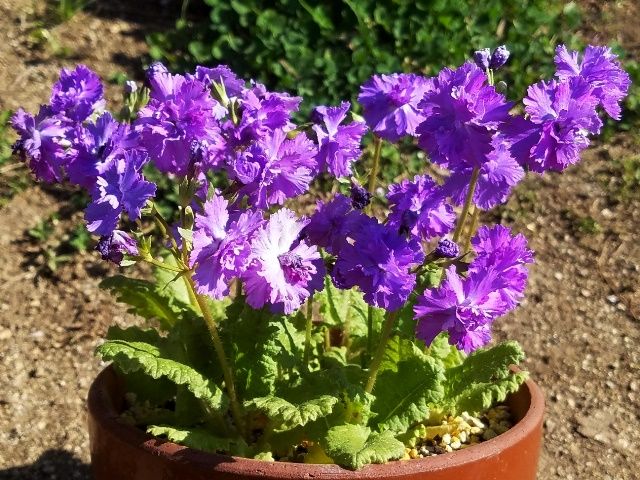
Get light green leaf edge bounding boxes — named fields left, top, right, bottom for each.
left=323, top=424, right=405, bottom=470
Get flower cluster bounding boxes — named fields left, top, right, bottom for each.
left=12, top=43, right=628, bottom=352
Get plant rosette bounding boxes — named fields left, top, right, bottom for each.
left=12, top=45, right=630, bottom=477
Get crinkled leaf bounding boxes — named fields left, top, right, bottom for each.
left=147, top=425, right=248, bottom=456
left=245, top=395, right=338, bottom=430
left=323, top=424, right=405, bottom=470
left=100, top=275, right=182, bottom=329
left=443, top=341, right=527, bottom=416
left=154, top=255, right=192, bottom=307
left=372, top=336, right=445, bottom=433
left=426, top=333, right=465, bottom=369
left=97, top=337, right=227, bottom=413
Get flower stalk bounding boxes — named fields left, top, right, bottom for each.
left=364, top=309, right=399, bottom=394
left=452, top=167, right=480, bottom=243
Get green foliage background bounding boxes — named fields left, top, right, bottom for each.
left=148, top=0, right=585, bottom=113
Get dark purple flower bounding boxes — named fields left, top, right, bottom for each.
left=358, top=73, right=434, bottom=142
left=443, top=139, right=524, bottom=210
left=473, top=48, right=491, bottom=70
left=434, top=239, right=460, bottom=259
left=190, top=195, right=263, bottom=299
left=85, top=151, right=156, bottom=235
left=387, top=175, right=456, bottom=241
left=417, top=62, right=512, bottom=169
left=230, top=129, right=317, bottom=209
left=67, top=112, right=136, bottom=189
left=97, top=230, right=138, bottom=264
left=193, top=65, right=245, bottom=98
left=489, top=45, right=510, bottom=70
left=469, top=225, right=533, bottom=309
left=243, top=209, right=325, bottom=314
left=11, top=106, right=72, bottom=183
left=312, top=101, right=367, bottom=177
left=333, top=217, right=424, bottom=311
left=304, top=194, right=364, bottom=254
left=50, top=65, right=105, bottom=121
left=414, top=266, right=505, bottom=353
left=135, top=69, right=223, bottom=176
left=350, top=181, right=371, bottom=210
left=505, top=77, right=602, bottom=173
left=555, top=45, right=631, bottom=120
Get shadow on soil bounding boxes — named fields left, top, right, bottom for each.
left=0, top=449, right=90, bottom=479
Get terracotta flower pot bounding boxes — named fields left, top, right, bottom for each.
left=88, top=366, right=544, bottom=480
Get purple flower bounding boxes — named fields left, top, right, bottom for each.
left=417, top=62, right=512, bottom=169
left=135, top=68, right=222, bottom=176
left=358, top=73, right=434, bottom=142
left=387, top=175, right=456, bottom=240
left=489, top=45, right=510, bottom=70
left=434, top=239, right=460, bottom=259
left=469, top=225, right=533, bottom=309
left=67, top=112, right=136, bottom=189
left=555, top=45, right=631, bottom=120
left=443, top=139, right=524, bottom=210
left=85, top=151, right=156, bottom=235
left=193, top=65, right=245, bottom=98
left=50, top=65, right=105, bottom=121
left=190, top=195, right=263, bottom=299
left=230, top=82, right=301, bottom=145
left=124, top=81, right=138, bottom=94
left=96, top=230, right=138, bottom=264
left=312, top=101, right=367, bottom=177
left=243, top=209, right=325, bottom=314
left=350, top=181, right=371, bottom=210
left=414, top=266, right=505, bottom=353
left=230, top=129, right=317, bottom=209
left=333, top=217, right=424, bottom=311
left=304, top=194, right=364, bottom=254
left=11, top=106, right=72, bottom=183
left=506, top=77, right=602, bottom=173
left=473, top=48, right=491, bottom=70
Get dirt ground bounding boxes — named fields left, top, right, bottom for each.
left=0, top=1, right=638, bottom=479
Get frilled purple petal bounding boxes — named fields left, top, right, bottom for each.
left=85, top=153, right=156, bottom=235
left=414, top=266, right=505, bottom=353
left=417, top=62, right=512, bottom=169
left=50, top=65, right=105, bottom=121
left=507, top=77, right=601, bottom=173
left=358, top=73, right=433, bottom=142
left=312, top=101, right=367, bottom=177
left=555, top=45, right=631, bottom=120
left=232, top=129, right=317, bottom=209
left=11, top=106, right=72, bottom=183
left=194, top=65, right=245, bottom=97
left=243, top=209, right=325, bottom=314
left=304, top=194, right=365, bottom=254
left=97, top=230, right=138, bottom=264
left=387, top=174, right=455, bottom=240
left=135, top=71, right=222, bottom=176
left=190, top=195, right=263, bottom=299
left=333, top=217, right=424, bottom=311
left=443, top=139, right=524, bottom=210
left=469, top=225, right=533, bottom=310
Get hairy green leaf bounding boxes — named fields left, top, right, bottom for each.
left=100, top=275, right=182, bottom=329
left=245, top=395, right=338, bottom=430
left=372, top=336, right=445, bottom=432
left=323, top=424, right=405, bottom=470
left=443, top=341, right=527, bottom=416
left=97, top=337, right=227, bottom=413
left=147, top=425, right=247, bottom=455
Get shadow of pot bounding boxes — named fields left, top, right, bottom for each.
left=88, top=366, right=544, bottom=480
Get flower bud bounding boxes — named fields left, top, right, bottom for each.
left=434, top=238, right=460, bottom=259
left=490, top=45, right=510, bottom=70
left=473, top=48, right=491, bottom=70
left=350, top=181, right=371, bottom=210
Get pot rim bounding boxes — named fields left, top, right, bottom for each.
left=88, top=365, right=544, bottom=478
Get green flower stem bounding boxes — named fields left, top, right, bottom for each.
left=185, top=276, right=246, bottom=437
left=463, top=206, right=481, bottom=252
left=452, top=167, right=480, bottom=243
left=137, top=256, right=183, bottom=273
left=303, top=298, right=313, bottom=369
left=367, top=136, right=383, bottom=197
left=364, top=309, right=399, bottom=394
left=365, top=305, right=373, bottom=365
